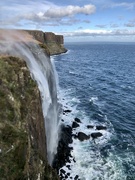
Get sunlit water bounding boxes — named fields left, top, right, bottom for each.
left=53, top=42, right=135, bottom=179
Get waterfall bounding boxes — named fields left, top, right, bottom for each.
left=0, top=36, right=60, bottom=164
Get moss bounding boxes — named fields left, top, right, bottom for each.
left=39, top=43, right=50, bottom=56
left=0, top=55, right=59, bottom=179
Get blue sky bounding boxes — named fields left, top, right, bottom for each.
left=0, top=0, right=135, bottom=42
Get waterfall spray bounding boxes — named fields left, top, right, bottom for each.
left=0, top=30, right=60, bottom=164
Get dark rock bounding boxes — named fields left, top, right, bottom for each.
left=96, top=125, right=107, bottom=130
left=60, top=169, right=66, bottom=174
left=91, top=132, right=103, bottom=139
left=52, top=125, right=73, bottom=173
left=77, top=132, right=90, bottom=141
left=72, top=121, right=80, bottom=128
left=72, top=134, right=78, bottom=139
left=63, top=109, right=72, bottom=113
left=75, top=175, right=79, bottom=180
left=65, top=175, right=68, bottom=179
left=66, top=165, right=71, bottom=170
left=67, top=173, right=70, bottom=176
left=74, top=118, right=81, bottom=123
left=87, top=125, right=94, bottom=129
left=69, top=146, right=73, bottom=151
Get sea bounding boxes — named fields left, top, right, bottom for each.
left=52, top=42, right=135, bottom=180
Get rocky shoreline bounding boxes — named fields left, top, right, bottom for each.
left=53, top=109, right=107, bottom=180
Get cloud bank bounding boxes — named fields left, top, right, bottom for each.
left=44, top=5, right=96, bottom=18
left=0, top=1, right=96, bottom=27
left=62, top=29, right=135, bottom=37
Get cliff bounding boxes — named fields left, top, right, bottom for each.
left=0, top=56, right=59, bottom=180
left=25, top=30, right=67, bottom=55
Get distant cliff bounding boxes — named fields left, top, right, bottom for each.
left=25, top=30, right=67, bottom=55
left=0, top=56, right=59, bottom=180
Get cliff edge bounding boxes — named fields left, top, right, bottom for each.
left=0, top=56, right=59, bottom=180
left=25, top=30, right=67, bottom=55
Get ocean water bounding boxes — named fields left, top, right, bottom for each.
left=53, top=42, right=135, bottom=180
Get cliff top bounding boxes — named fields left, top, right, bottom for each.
left=0, top=29, right=67, bottom=56
left=0, top=29, right=40, bottom=43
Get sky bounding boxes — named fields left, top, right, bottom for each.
left=0, top=0, right=135, bottom=42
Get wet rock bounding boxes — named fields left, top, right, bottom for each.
left=63, top=109, right=72, bottom=113
left=96, top=125, right=107, bottom=130
left=87, top=125, right=94, bottom=129
left=72, top=121, right=80, bottom=128
left=52, top=125, right=73, bottom=173
left=66, top=165, right=71, bottom=170
left=75, top=175, right=79, bottom=180
left=65, top=174, right=68, bottom=179
left=77, top=132, right=90, bottom=141
left=60, top=169, right=66, bottom=174
left=72, top=134, right=78, bottom=139
left=74, top=118, right=82, bottom=123
left=91, top=132, right=103, bottom=139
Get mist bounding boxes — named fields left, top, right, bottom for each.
left=0, top=29, right=60, bottom=164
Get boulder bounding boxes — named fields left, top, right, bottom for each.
left=91, top=132, right=103, bottom=139
left=60, top=169, right=66, bottom=174
left=74, top=117, right=82, bottom=123
left=77, top=132, right=90, bottom=141
left=63, top=109, right=72, bottom=113
left=74, top=175, right=79, bottom=180
left=67, top=172, right=70, bottom=176
left=96, top=125, right=107, bottom=130
left=66, top=165, right=71, bottom=170
left=87, top=125, right=94, bottom=129
left=72, top=121, right=80, bottom=128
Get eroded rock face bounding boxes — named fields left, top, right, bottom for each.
left=25, top=30, right=45, bottom=44
left=25, top=30, right=67, bottom=55
left=52, top=125, right=73, bottom=175
left=0, top=56, right=59, bottom=180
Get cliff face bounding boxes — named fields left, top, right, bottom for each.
left=25, top=30, right=67, bottom=55
left=0, top=56, right=59, bottom=180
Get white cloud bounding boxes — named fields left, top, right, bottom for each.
left=44, top=5, right=96, bottom=18
left=0, top=1, right=96, bottom=28
left=62, top=29, right=135, bottom=37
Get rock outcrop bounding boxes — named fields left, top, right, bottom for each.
left=0, top=56, right=59, bottom=180
left=25, top=30, right=67, bottom=55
